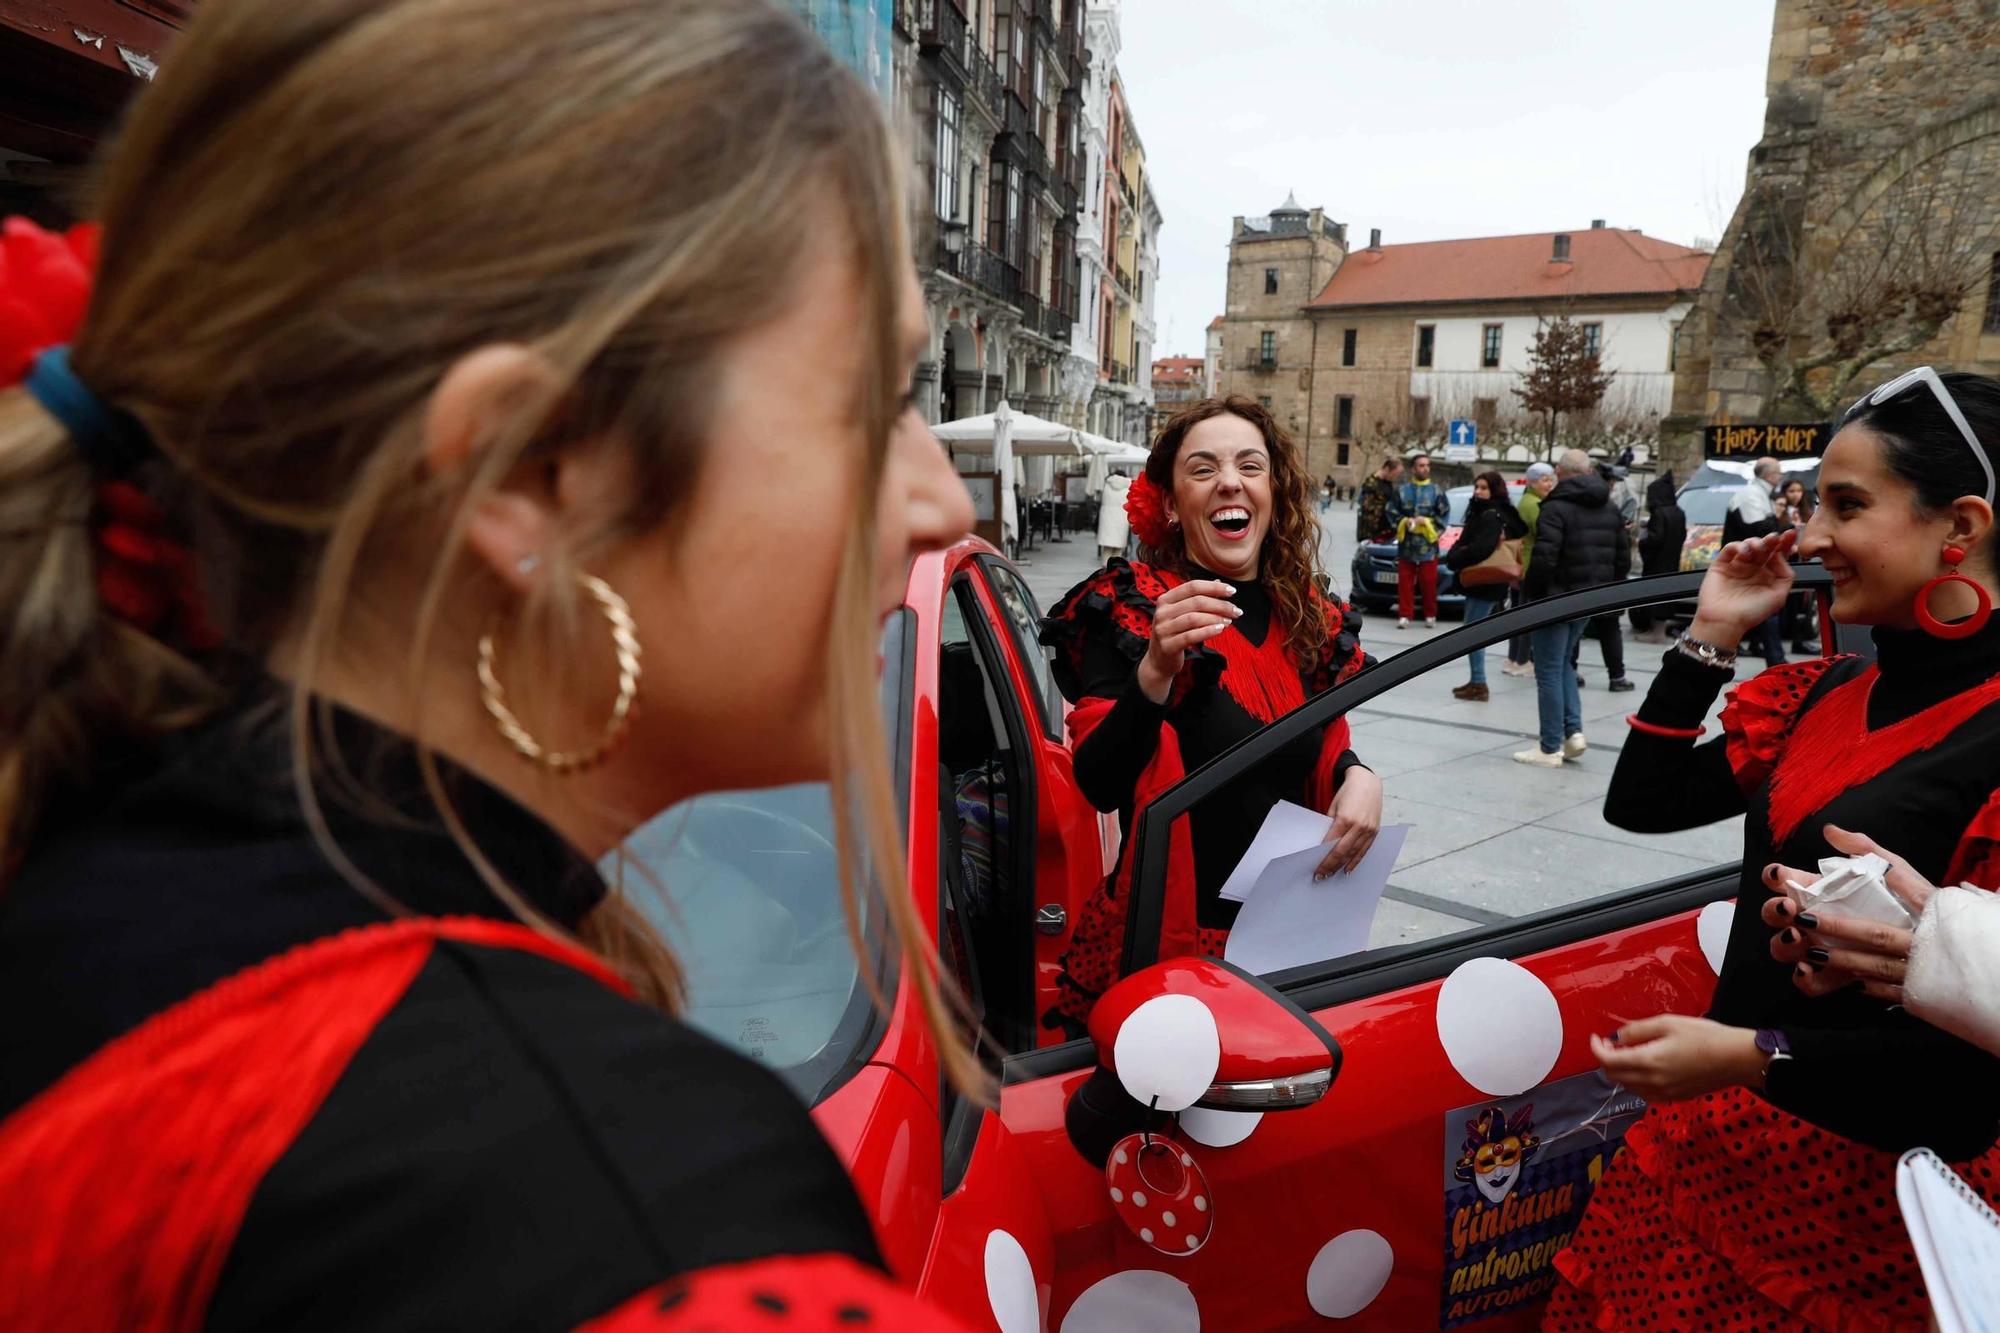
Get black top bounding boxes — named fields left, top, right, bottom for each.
left=1605, top=624, right=2000, bottom=1158
left=1444, top=499, right=1529, bottom=603
left=1066, top=574, right=1360, bottom=930
left=0, top=683, right=880, bottom=1326
left=1523, top=473, right=1631, bottom=599
left=1637, top=477, right=1686, bottom=577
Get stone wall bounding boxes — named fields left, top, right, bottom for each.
left=1303, top=311, right=1419, bottom=480
left=1216, top=211, right=1345, bottom=472
left=1666, top=0, right=2000, bottom=478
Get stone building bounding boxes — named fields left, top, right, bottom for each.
left=1217, top=198, right=1706, bottom=484
left=1665, top=0, right=2000, bottom=478
left=1203, top=315, right=1224, bottom=396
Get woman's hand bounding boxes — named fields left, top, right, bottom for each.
left=1590, top=1015, right=1767, bottom=1102
left=1762, top=824, right=1930, bottom=1002
left=1136, top=579, right=1240, bottom=704
left=1687, top=529, right=1797, bottom=650
left=1317, top=765, right=1382, bottom=879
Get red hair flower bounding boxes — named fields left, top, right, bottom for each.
left=0, top=217, right=99, bottom=381
left=1124, top=470, right=1175, bottom=550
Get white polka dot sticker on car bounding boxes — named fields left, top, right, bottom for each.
left=1305, top=1229, right=1394, bottom=1319
left=1060, top=1269, right=1201, bottom=1332
left=1435, top=956, right=1564, bottom=1096
left=1697, top=900, right=1733, bottom=974
left=1177, top=1106, right=1263, bottom=1148
left=1112, top=994, right=1221, bottom=1113
left=983, top=1229, right=1040, bottom=1333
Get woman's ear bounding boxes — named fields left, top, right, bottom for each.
left=1948, top=495, right=1996, bottom=561
left=422, top=344, right=568, bottom=595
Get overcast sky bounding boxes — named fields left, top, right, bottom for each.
left=1114, top=0, right=1778, bottom=355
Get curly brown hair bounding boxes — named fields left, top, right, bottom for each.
left=1140, top=395, right=1329, bottom=667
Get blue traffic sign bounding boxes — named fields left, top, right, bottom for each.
left=1449, top=419, right=1476, bottom=446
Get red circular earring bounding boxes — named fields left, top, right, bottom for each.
left=1914, top=544, right=1993, bottom=639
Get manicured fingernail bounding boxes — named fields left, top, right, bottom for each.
left=1807, top=946, right=1830, bottom=964
left=1221, top=583, right=1236, bottom=594
left=1807, top=960, right=1827, bottom=973
left=1780, top=928, right=1799, bottom=946
left=1764, top=865, right=1780, bottom=882
left=1795, top=913, right=1819, bottom=930
left=1795, top=963, right=1809, bottom=977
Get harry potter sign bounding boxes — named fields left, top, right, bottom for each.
left=1702, top=422, right=1831, bottom=460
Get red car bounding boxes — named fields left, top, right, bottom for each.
left=631, top=544, right=1826, bottom=1331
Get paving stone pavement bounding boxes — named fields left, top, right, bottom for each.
left=1008, top=502, right=1745, bottom=954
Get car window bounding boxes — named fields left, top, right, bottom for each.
left=609, top=615, right=906, bottom=1105
left=1678, top=486, right=1742, bottom=524
left=979, top=557, right=1064, bottom=740
left=1445, top=487, right=1471, bottom=526
left=1116, top=578, right=1753, bottom=987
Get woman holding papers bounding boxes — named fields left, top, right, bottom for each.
left=1547, top=370, right=2000, bottom=1332
left=1037, top=395, right=1378, bottom=1038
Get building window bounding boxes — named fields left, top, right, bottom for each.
left=1340, top=328, right=1357, bottom=367
left=1264, top=267, right=1278, bottom=295
left=1336, top=395, right=1355, bottom=438
left=1259, top=330, right=1277, bottom=364
left=1481, top=323, right=1503, bottom=369
left=1408, top=396, right=1430, bottom=432
left=1474, top=397, right=1497, bottom=434
left=1416, top=324, right=1435, bottom=368
left=1336, top=440, right=1351, bottom=466
left=1581, top=322, right=1603, bottom=358
left=1257, top=395, right=1273, bottom=411
left=1984, top=253, right=2000, bottom=333
left=1669, top=317, right=1685, bottom=371
left=934, top=89, right=961, bottom=223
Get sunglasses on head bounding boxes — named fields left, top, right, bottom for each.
left=1842, top=365, right=1996, bottom=504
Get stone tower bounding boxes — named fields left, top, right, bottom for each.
left=1665, top=0, right=2000, bottom=478
left=1217, top=194, right=1348, bottom=474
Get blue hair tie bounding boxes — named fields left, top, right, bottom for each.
left=23, top=345, right=154, bottom=477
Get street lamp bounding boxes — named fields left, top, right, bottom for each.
left=941, top=218, right=967, bottom=258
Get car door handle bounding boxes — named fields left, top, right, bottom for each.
left=1035, top=904, right=1067, bottom=935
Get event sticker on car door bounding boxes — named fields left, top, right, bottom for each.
left=1438, top=1070, right=1645, bottom=1327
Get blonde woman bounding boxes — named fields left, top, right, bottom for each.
left=0, top=2, right=983, bottom=1327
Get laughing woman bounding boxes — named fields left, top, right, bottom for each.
left=1038, top=396, right=1378, bottom=1036
left=1546, top=370, right=2000, bottom=1333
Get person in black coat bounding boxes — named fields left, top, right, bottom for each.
left=1516, top=451, right=1632, bottom=766
left=1444, top=470, right=1528, bottom=701
left=1631, top=473, right=1687, bottom=642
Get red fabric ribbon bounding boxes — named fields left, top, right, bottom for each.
left=3, top=214, right=217, bottom=653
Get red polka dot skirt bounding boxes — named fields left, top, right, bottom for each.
left=1544, top=1088, right=1997, bottom=1332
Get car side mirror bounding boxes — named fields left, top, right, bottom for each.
left=1066, top=957, right=1341, bottom=1165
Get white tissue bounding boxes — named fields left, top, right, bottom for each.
left=1784, top=852, right=1915, bottom=929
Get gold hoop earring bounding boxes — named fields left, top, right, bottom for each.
left=478, top=573, right=641, bottom=774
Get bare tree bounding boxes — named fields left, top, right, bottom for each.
left=1726, top=148, right=1994, bottom=418
left=1513, top=316, right=1615, bottom=459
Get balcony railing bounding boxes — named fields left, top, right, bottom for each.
left=935, top=237, right=1021, bottom=306
left=1031, top=0, right=1055, bottom=39
left=894, top=0, right=917, bottom=39
left=1003, top=89, right=1032, bottom=140
left=1113, top=261, right=1134, bottom=293
left=917, top=0, right=967, bottom=76
left=1017, top=291, right=1045, bottom=333
left=1242, top=354, right=1278, bottom=372
left=1109, top=360, right=1128, bottom=384
left=1041, top=303, right=1073, bottom=343
left=965, top=44, right=1004, bottom=117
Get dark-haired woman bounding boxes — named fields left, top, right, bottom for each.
left=1546, top=369, right=2000, bottom=1332
left=1038, top=396, right=1378, bottom=1035
left=1444, top=470, right=1527, bottom=702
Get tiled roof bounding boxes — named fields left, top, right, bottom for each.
left=1152, top=356, right=1204, bottom=383
left=1306, top=228, right=1709, bottom=309
left=1207, top=314, right=1225, bottom=330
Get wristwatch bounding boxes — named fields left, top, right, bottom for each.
left=1753, top=1028, right=1792, bottom=1087
left=1674, top=632, right=1739, bottom=672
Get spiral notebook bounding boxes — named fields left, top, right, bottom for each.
left=1899, top=1147, right=2000, bottom=1333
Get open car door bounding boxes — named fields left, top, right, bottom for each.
left=943, top=569, right=1836, bottom=1332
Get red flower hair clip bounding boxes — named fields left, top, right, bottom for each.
left=4, top=215, right=217, bottom=654
left=1124, top=470, right=1176, bottom=550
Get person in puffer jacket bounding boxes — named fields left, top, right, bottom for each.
left=1515, top=450, right=1632, bottom=766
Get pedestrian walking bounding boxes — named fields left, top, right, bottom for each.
left=1389, top=451, right=1450, bottom=629
left=1321, top=472, right=1336, bottom=512
left=1514, top=450, right=1631, bottom=766
left=1780, top=476, right=1819, bottom=653
left=1444, top=471, right=1527, bottom=701
left=1631, top=473, right=1686, bottom=642
left=1501, top=462, right=1557, bottom=676
left=1356, top=454, right=1401, bottom=544
left=1576, top=463, right=1637, bottom=692
left=1723, top=455, right=1789, bottom=666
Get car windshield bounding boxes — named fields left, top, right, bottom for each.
left=607, top=615, right=903, bottom=1105
left=1678, top=486, right=1742, bottom=524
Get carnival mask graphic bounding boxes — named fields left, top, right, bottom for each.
left=1454, top=1105, right=1542, bottom=1205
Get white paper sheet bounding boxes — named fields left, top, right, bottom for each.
left=1224, top=825, right=1408, bottom=976
left=1899, top=1147, right=2000, bottom=1333
left=1216, top=800, right=1334, bottom=904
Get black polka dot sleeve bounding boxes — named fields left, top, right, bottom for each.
left=579, top=1253, right=977, bottom=1331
